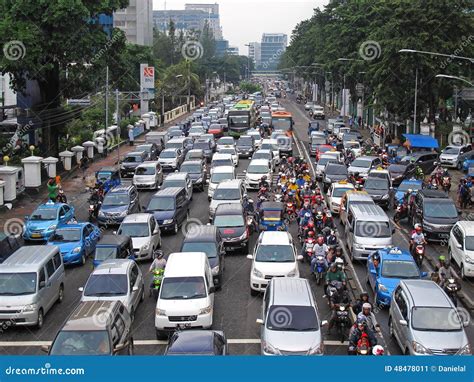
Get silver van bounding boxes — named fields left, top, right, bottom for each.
left=345, top=203, right=393, bottom=260
left=257, top=277, right=325, bottom=355
left=0, top=245, right=65, bottom=328
left=389, top=280, right=470, bottom=355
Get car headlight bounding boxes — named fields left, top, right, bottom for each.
left=98, top=210, right=105, bottom=217
left=253, top=268, right=264, bottom=278
left=142, top=243, right=150, bottom=251
left=465, top=257, right=474, bottom=264
left=22, top=303, right=37, bottom=312
left=155, top=308, right=166, bottom=316
left=262, top=341, right=281, bottom=355
left=378, top=283, right=388, bottom=292
left=287, top=268, right=298, bottom=277
left=211, top=265, right=220, bottom=275
left=199, top=306, right=212, bottom=315
left=382, top=194, right=389, bottom=200
left=307, top=343, right=324, bottom=355
left=163, top=219, right=173, bottom=224
left=423, top=222, right=434, bottom=231
left=72, top=247, right=82, bottom=254
left=48, top=224, right=57, bottom=231
left=412, top=341, right=432, bottom=355
left=457, top=344, right=471, bottom=355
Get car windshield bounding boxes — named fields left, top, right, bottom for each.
left=162, top=180, right=185, bottom=189
left=266, top=305, right=318, bottom=331
left=136, top=145, right=151, bottom=153
left=364, top=178, right=389, bottom=190
left=355, top=222, right=391, bottom=238
left=213, top=188, right=240, bottom=200
left=161, top=149, right=178, bottom=159
left=97, top=172, right=112, bottom=182
left=50, top=228, right=81, bottom=242
left=181, top=242, right=217, bottom=258
left=464, top=236, right=474, bottom=251
left=193, top=142, right=209, bottom=150
left=160, top=276, right=207, bottom=300
left=326, top=165, right=347, bottom=175
left=50, top=330, right=110, bottom=355
left=118, top=223, right=149, bottom=238
left=135, top=166, right=155, bottom=175
left=351, top=159, right=371, bottom=168
left=381, top=260, right=419, bottom=278
left=255, top=244, right=294, bottom=262
left=30, top=208, right=57, bottom=220
left=443, top=147, right=461, bottom=155
left=84, top=274, right=128, bottom=296
left=189, top=127, right=204, bottom=134
left=180, top=164, right=201, bottom=174
left=102, top=194, right=129, bottom=206
left=389, top=165, right=406, bottom=173
left=94, top=247, right=118, bottom=261
left=263, top=210, right=283, bottom=219
left=124, top=155, right=142, bottom=163
left=218, top=138, right=234, bottom=146
left=212, top=159, right=233, bottom=168
left=398, top=182, right=419, bottom=192
left=166, top=142, right=183, bottom=150
left=412, top=307, right=462, bottom=331
left=148, top=196, right=175, bottom=211
left=253, top=153, right=270, bottom=160
left=333, top=187, right=353, bottom=197
left=229, top=115, right=249, bottom=126
left=0, top=273, right=37, bottom=295
left=214, top=214, right=244, bottom=227
left=186, top=153, right=203, bottom=160
left=219, top=148, right=235, bottom=155
left=318, top=157, right=337, bottom=166
left=237, top=138, right=253, bottom=146
left=247, top=165, right=269, bottom=174
left=261, top=143, right=279, bottom=151
left=424, top=201, right=458, bottom=218
left=272, top=118, right=292, bottom=131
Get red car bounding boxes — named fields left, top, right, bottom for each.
left=208, top=124, right=224, bottom=138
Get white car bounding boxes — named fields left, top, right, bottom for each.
left=188, top=126, right=206, bottom=139
left=327, top=181, right=355, bottom=214
left=210, top=153, right=234, bottom=174
left=347, top=156, right=382, bottom=179
left=304, top=101, right=316, bottom=111
left=207, top=166, right=236, bottom=201
left=248, top=231, right=302, bottom=295
left=343, top=141, right=362, bottom=157
left=209, top=179, right=246, bottom=220
left=248, top=130, right=263, bottom=148
left=252, top=149, right=276, bottom=171
left=439, top=144, right=472, bottom=169
left=117, top=213, right=161, bottom=261
left=337, top=127, right=351, bottom=141
left=133, top=161, right=163, bottom=190
left=315, top=155, right=339, bottom=179
left=79, top=259, right=144, bottom=320
left=261, top=139, right=280, bottom=165
left=448, top=221, right=474, bottom=279
left=218, top=146, right=239, bottom=166
left=216, top=136, right=235, bottom=151
left=312, top=105, right=325, bottom=119
left=158, top=148, right=183, bottom=171
left=245, top=158, right=272, bottom=190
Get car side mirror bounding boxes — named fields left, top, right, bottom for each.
left=456, top=243, right=462, bottom=249
left=246, top=254, right=253, bottom=260
left=463, top=320, right=470, bottom=327
left=243, top=170, right=247, bottom=173
left=421, top=272, right=428, bottom=278
left=132, top=285, right=139, bottom=292
left=40, top=345, right=50, bottom=353
left=39, top=281, right=46, bottom=289
left=209, top=286, right=216, bottom=294
left=399, top=319, right=408, bottom=326
left=113, top=343, right=127, bottom=353
left=153, top=227, right=160, bottom=235
left=113, top=231, right=117, bottom=235
left=78, top=286, right=84, bottom=292
left=321, top=320, right=328, bottom=327
left=256, top=318, right=264, bottom=325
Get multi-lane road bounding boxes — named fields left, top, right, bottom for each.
left=1, top=97, right=472, bottom=355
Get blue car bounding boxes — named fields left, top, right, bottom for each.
left=367, top=247, right=427, bottom=306
left=462, top=153, right=474, bottom=172
left=394, top=179, right=423, bottom=205
left=23, top=201, right=75, bottom=241
left=48, top=223, right=101, bottom=265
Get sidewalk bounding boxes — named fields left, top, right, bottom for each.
left=0, top=113, right=192, bottom=231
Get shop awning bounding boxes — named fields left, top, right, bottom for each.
left=402, top=134, right=439, bottom=149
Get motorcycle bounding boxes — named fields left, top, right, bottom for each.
left=314, top=212, right=324, bottom=232
left=273, top=194, right=283, bottom=202
left=393, top=202, right=408, bottom=223
left=285, top=202, right=297, bottom=222
left=314, top=255, right=327, bottom=285
left=443, top=278, right=460, bottom=307
left=303, top=237, right=315, bottom=263
left=258, top=186, right=270, bottom=199
left=334, top=304, right=351, bottom=343
left=442, top=176, right=451, bottom=193
left=413, top=243, right=426, bottom=268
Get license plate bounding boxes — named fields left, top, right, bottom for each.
left=31, top=233, right=42, bottom=238
left=177, top=323, right=192, bottom=329
left=439, top=233, right=449, bottom=238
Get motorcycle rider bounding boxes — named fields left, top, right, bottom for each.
left=325, top=261, right=347, bottom=294
left=357, top=303, right=380, bottom=332
left=299, top=210, right=313, bottom=227
left=410, top=224, right=427, bottom=255
left=296, top=174, right=305, bottom=189
left=352, top=292, right=372, bottom=315
left=309, top=236, right=329, bottom=273
left=258, top=175, right=270, bottom=190
left=348, top=317, right=378, bottom=355
left=326, top=276, right=352, bottom=334
left=288, top=178, right=298, bottom=193
left=437, top=255, right=461, bottom=285
left=149, top=250, right=166, bottom=273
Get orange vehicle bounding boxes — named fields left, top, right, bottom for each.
left=271, top=111, right=293, bottom=136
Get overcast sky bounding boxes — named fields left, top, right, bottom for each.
left=153, top=0, right=329, bottom=55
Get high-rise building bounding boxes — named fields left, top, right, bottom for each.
left=184, top=3, right=222, bottom=39
left=227, top=46, right=239, bottom=56
left=153, top=10, right=207, bottom=33
left=215, top=39, right=229, bottom=57
left=114, top=0, right=153, bottom=46
left=248, top=42, right=261, bottom=69
left=260, top=33, right=287, bottom=70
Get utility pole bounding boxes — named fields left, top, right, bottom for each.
left=414, top=67, right=418, bottom=133
left=105, top=66, right=109, bottom=136
left=115, top=89, right=120, bottom=169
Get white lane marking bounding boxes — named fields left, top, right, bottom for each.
left=0, top=339, right=347, bottom=347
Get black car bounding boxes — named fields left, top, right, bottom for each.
left=409, top=189, right=459, bottom=242
left=192, top=139, right=213, bottom=162
left=97, top=185, right=140, bottom=227
left=120, top=151, right=147, bottom=177
left=213, top=203, right=250, bottom=253
left=0, top=233, right=23, bottom=263
left=135, top=143, right=159, bottom=161
left=363, top=176, right=393, bottom=209
left=180, top=225, right=224, bottom=286
left=388, top=163, right=416, bottom=186
left=323, top=163, right=348, bottom=192
left=179, top=160, right=206, bottom=191
left=236, top=135, right=255, bottom=158
left=400, top=152, right=438, bottom=176
left=164, top=330, right=227, bottom=355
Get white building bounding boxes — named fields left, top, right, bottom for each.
left=114, top=0, right=153, bottom=46
left=184, top=3, right=222, bottom=39
left=248, top=42, right=261, bottom=68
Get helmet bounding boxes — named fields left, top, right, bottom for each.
left=304, top=212, right=311, bottom=218
left=354, top=172, right=359, bottom=177
left=356, top=317, right=368, bottom=326
left=261, top=175, right=267, bottom=180
left=372, top=253, right=380, bottom=262
left=278, top=172, right=283, bottom=176
left=291, top=178, right=296, bottom=184
left=326, top=211, right=332, bottom=217
left=372, top=345, right=385, bottom=356
left=362, top=302, right=371, bottom=311
left=308, top=231, right=315, bottom=237
left=335, top=257, right=344, bottom=269
left=308, top=222, right=315, bottom=229
left=317, top=236, right=324, bottom=244
left=415, top=225, right=422, bottom=232
left=439, top=255, right=446, bottom=263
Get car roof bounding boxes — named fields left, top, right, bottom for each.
left=419, top=189, right=449, bottom=199
left=216, top=179, right=241, bottom=189
left=165, top=252, right=208, bottom=277
left=379, top=247, right=413, bottom=262
left=213, top=153, right=232, bottom=159
left=36, top=202, right=65, bottom=210
left=356, top=156, right=378, bottom=161
left=181, top=160, right=202, bottom=166
left=351, top=203, right=387, bottom=221
left=183, top=225, right=218, bottom=242
left=109, top=185, right=134, bottom=194
left=98, top=235, right=131, bottom=245
left=401, top=280, right=452, bottom=307
left=161, top=148, right=179, bottom=153
left=3, top=245, right=59, bottom=269
left=63, top=301, right=120, bottom=331
left=153, top=187, right=183, bottom=197
left=121, top=213, right=152, bottom=224
left=212, top=166, right=234, bottom=173
left=125, top=151, right=145, bottom=156
left=137, top=161, right=159, bottom=168
left=165, top=173, right=188, bottom=181
left=271, top=278, right=312, bottom=306
left=93, top=259, right=134, bottom=274
left=215, top=203, right=244, bottom=215
left=168, top=330, right=217, bottom=354
left=258, top=231, right=291, bottom=245
left=249, top=159, right=270, bottom=166
left=455, top=221, right=474, bottom=235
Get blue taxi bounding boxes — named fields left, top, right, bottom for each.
left=23, top=202, right=75, bottom=241
left=394, top=179, right=422, bottom=205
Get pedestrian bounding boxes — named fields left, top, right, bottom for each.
left=80, top=156, right=89, bottom=179
left=385, top=133, right=392, bottom=145
left=459, top=180, right=470, bottom=209
left=349, top=116, right=354, bottom=128
left=47, top=178, right=58, bottom=202
left=358, top=116, right=362, bottom=129
left=128, top=126, right=134, bottom=146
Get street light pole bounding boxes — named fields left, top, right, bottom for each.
left=105, top=66, right=109, bottom=134
left=414, top=67, right=418, bottom=133
left=115, top=89, right=120, bottom=167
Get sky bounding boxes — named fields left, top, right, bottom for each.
left=153, top=0, right=329, bottom=55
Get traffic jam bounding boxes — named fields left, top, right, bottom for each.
left=0, top=79, right=472, bottom=356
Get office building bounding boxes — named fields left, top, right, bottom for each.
left=248, top=42, right=261, bottom=68
left=184, top=3, right=222, bottom=39
left=114, top=0, right=153, bottom=46
left=227, top=46, right=239, bottom=56
left=215, top=39, right=229, bottom=56
left=260, top=33, right=287, bottom=70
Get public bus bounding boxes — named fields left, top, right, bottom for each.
left=271, top=110, right=294, bottom=135
left=227, top=100, right=256, bottom=138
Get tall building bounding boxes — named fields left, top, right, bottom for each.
left=248, top=42, right=261, bottom=69
left=227, top=46, right=239, bottom=56
left=215, top=39, right=229, bottom=57
left=260, top=33, right=287, bottom=70
left=114, top=0, right=153, bottom=46
left=184, top=3, right=222, bottom=39
left=153, top=10, right=208, bottom=33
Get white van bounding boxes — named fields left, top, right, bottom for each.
left=261, top=139, right=280, bottom=165
left=208, top=165, right=236, bottom=201
left=0, top=246, right=65, bottom=328
left=155, top=252, right=215, bottom=339
left=345, top=203, right=393, bottom=260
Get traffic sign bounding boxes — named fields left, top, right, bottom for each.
left=67, top=98, right=90, bottom=106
